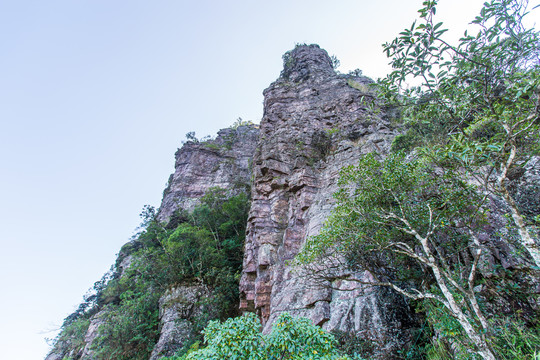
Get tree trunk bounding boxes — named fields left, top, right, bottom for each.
left=498, top=145, right=540, bottom=267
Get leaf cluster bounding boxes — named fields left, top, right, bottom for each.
left=300, top=152, right=482, bottom=289
left=164, top=313, right=359, bottom=360
left=299, top=1, right=540, bottom=358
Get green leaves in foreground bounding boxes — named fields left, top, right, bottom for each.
left=165, top=313, right=361, bottom=360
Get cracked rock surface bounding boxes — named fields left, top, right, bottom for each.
left=239, top=45, right=413, bottom=358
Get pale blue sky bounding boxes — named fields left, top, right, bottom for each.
left=0, top=1, right=491, bottom=358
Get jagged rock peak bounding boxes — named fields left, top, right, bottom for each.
left=280, top=44, right=335, bottom=82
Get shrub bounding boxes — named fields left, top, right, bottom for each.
left=165, top=313, right=360, bottom=360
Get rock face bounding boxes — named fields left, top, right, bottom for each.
left=510, top=156, right=540, bottom=220
left=44, top=314, right=105, bottom=360
left=157, top=125, right=259, bottom=222
left=239, top=45, right=413, bottom=357
left=44, top=45, right=422, bottom=360
left=149, top=285, right=215, bottom=360
left=78, top=314, right=105, bottom=360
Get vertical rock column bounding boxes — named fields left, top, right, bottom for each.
left=239, top=45, right=400, bottom=334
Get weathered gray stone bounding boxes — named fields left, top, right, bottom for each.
left=149, top=285, right=214, bottom=360
left=510, top=156, right=540, bottom=220
left=45, top=126, right=258, bottom=360
left=79, top=313, right=105, bottom=360
left=45, top=310, right=106, bottom=360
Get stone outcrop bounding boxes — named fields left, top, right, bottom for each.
left=43, top=45, right=429, bottom=360
left=44, top=313, right=105, bottom=360
left=510, top=156, right=540, bottom=220
left=45, top=337, right=79, bottom=360
left=149, top=285, right=215, bottom=360
left=78, top=314, right=106, bottom=360
left=157, top=125, right=259, bottom=222
left=239, top=44, right=413, bottom=357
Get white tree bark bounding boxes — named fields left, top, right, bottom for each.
left=498, top=144, right=540, bottom=268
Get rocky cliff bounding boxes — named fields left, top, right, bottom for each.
left=45, top=44, right=539, bottom=360
left=46, top=45, right=414, bottom=360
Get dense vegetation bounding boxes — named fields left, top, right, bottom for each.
left=52, top=187, right=250, bottom=360
left=299, top=0, right=540, bottom=359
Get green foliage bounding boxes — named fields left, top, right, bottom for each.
left=184, top=132, right=213, bottom=144
left=330, top=54, right=341, bottom=69
left=56, top=268, right=114, bottom=342
left=424, top=339, right=454, bottom=360
left=421, top=300, right=482, bottom=360
left=331, top=330, right=376, bottom=359
left=348, top=69, right=363, bottom=77
left=93, top=291, right=160, bottom=360
left=346, top=79, right=372, bottom=93
left=420, top=311, right=540, bottom=360
left=325, top=127, right=340, bottom=137
left=163, top=313, right=358, bottom=360
left=381, top=0, right=540, bottom=268
left=489, top=317, right=540, bottom=360
left=178, top=313, right=262, bottom=359
left=297, top=150, right=502, bottom=358
left=203, top=143, right=221, bottom=151
left=299, top=151, right=481, bottom=282
left=389, top=115, right=450, bottom=152
left=53, top=187, right=250, bottom=360
left=55, top=317, right=91, bottom=358
left=300, top=0, right=540, bottom=358
left=282, top=50, right=296, bottom=77
left=381, top=0, right=540, bottom=157
left=185, top=131, right=199, bottom=143
left=264, top=313, right=347, bottom=359
left=230, top=117, right=254, bottom=129
left=398, top=324, right=431, bottom=360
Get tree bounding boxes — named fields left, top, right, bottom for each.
left=299, top=1, right=540, bottom=359
left=56, top=188, right=251, bottom=360
left=299, top=152, right=498, bottom=359
left=380, top=0, right=540, bottom=266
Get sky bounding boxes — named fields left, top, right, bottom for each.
left=0, top=0, right=496, bottom=358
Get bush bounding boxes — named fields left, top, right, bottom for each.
left=55, top=317, right=91, bottom=358
left=93, top=291, right=160, bottom=360
left=164, top=313, right=360, bottom=360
